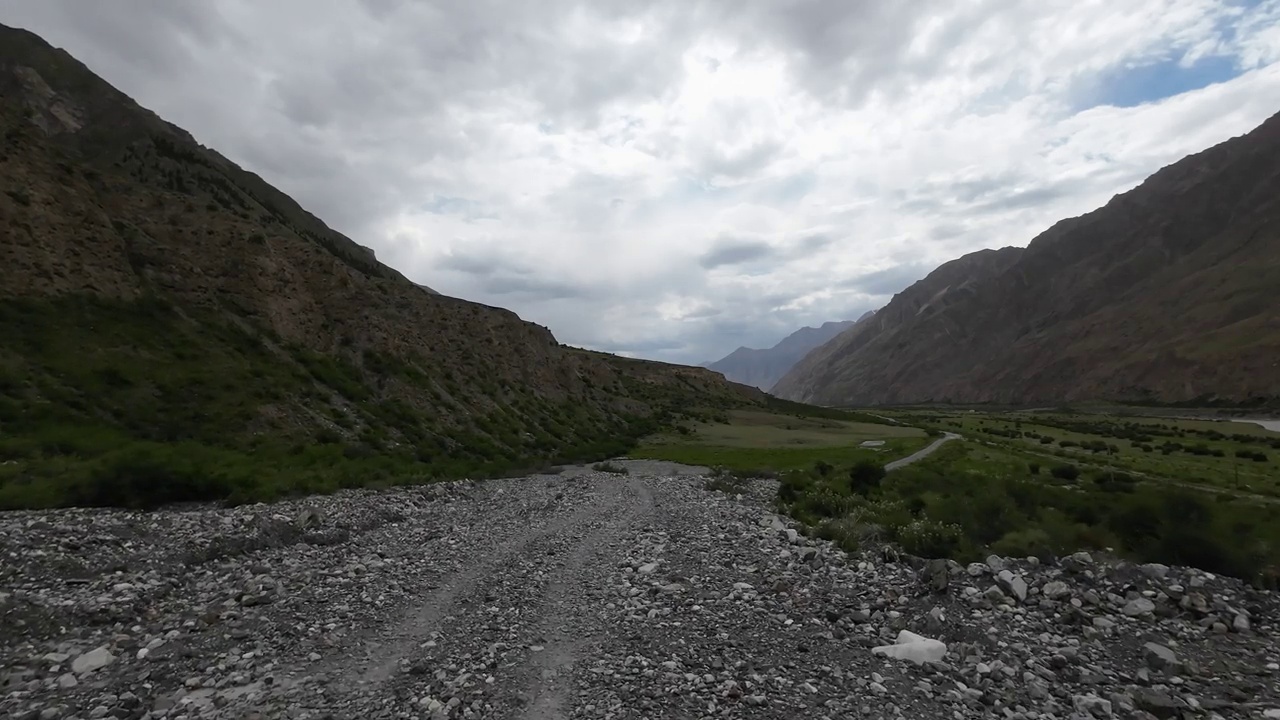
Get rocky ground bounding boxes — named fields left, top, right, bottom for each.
left=2, top=461, right=1278, bottom=720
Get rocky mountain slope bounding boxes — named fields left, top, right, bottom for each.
left=773, top=111, right=1280, bottom=407
left=706, top=315, right=870, bottom=391
left=1, top=467, right=1276, bottom=719
left=0, top=24, right=762, bottom=508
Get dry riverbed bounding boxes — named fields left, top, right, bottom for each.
left=1, top=461, right=1277, bottom=719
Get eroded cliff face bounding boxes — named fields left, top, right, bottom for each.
left=0, top=24, right=761, bottom=457
left=773, top=112, right=1280, bottom=407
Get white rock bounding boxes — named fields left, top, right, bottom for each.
left=1123, top=598, right=1156, bottom=617
left=872, top=630, right=947, bottom=665
left=71, top=646, right=115, bottom=674
left=996, top=570, right=1028, bottom=602
left=1041, top=581, right=1071, bottom=600
left=1139, top=563, right=1170, bottom=579
left=57, top=673, right=78, bottom=688
left=638, top=562, right=658, bottom=575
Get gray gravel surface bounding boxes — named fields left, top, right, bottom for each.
left=884, top=432, right=961, bottom=471
left=2, top=464, right=1278, bottom=719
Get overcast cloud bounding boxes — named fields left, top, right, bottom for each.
left=5, top=0, right=1280, bottom=363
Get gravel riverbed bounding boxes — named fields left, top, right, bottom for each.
left=2, top=461, right=1277, bottom=719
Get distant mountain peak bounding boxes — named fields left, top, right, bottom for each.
left=705, top=316, right=873, bottom=391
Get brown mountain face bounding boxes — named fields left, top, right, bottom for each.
left=0, top=23, right=762, bottom=502
left=773, top=111, right=1280, bottom=407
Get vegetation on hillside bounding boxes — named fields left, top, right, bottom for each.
left=0, top=295, right=752, bottom=509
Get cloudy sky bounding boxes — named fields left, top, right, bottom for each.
left=5, top=1, right=1280, bottom=364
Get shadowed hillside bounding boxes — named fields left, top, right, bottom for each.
left=0, top=24, right=763, bottom=507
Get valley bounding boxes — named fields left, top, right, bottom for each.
left=1, top=11, right=1279, bottom=720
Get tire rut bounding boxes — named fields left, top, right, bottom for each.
left=516, top=477, right=655, bottom=719
left=344, top=485, right=618, bottom=693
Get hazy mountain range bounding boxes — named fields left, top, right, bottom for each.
left=703, top=313, right=873, bottom=391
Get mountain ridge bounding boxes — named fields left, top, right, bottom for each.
left=0, top=23, right=763, bottom=507
left=773, top=111, right=1280, bottom=407
left=705, top=314, right=871, bottom=391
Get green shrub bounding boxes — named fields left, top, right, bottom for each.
left=799, top=486, right=859, bottom=519
left=990, top=527, right=1053, bottom=560
left=1028, top=463, right=1040, bottom=475
left=813, top=516, right=865, bottom=554
left=1050, top=464, right=1080, bottom=481
left=848, top=461, right=886, bottom=495
left=895, top=518, right=964, bottom=558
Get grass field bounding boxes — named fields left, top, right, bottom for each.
left=740, top=405, right=1280, bottom=586
left=877, top=408, right=1280, bottom=499
left=632, top=408, right=928, bottom=471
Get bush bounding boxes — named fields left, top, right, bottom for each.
left=1049, top=464, right=1080, bottom=481
left=72, top=443, right=240, bottom=510
left=777, top=472, right=813, bottom=504
left=895, top=518, right=964, bottom=558
left=1093, top=471, right=1136, bottom=493
left=1028, top=463, right=1040, bottom=475
left=990, top=527, right=1053, bottom=561
left=800, top=486, right=859, bottom=519
left=813, top=516, right=866, bottom=554
left=848, top=461, right=886, bottom=495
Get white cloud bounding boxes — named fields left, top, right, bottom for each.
left=4, top=0, right=1279, bottom=364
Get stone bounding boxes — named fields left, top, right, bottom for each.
left=1233, top=614, right=1250, bottom=633
left=293, top=507, right=323, bottom=529
left=1073, top=693, right=1113, bottom=717
left=1062, top=551, right=1094, bottom=573
left=872, top=630, right=947, bottom=665
left=56, top=673, right=78, bottom=688
left=1122, top=598, right=1155, bottom=617
left=1041, top=580, right=1071, bottom=599
left=996, top=570, right=1028, bottom=602
left=71, top=646, right=115, bottom=674
left=1139, top=563, right=1170, bottom=579
left=1142, top=642, right=1179, bottom=672
left=985, top=555, right=1006, bottom=573
left=1135, top=689, right=1185, bottom=719
left=637, top=562, right=658, bottom=575
left=922, top=559, right=949, bottom=593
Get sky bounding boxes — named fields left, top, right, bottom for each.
left=4, top=1, right=1280, bottom=364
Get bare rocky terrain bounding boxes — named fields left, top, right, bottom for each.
left=2, top=463, right=1278, bottom=720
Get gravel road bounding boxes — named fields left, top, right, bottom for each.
left=884, top=432, right=960, bottom=471
left=2, top=461, right=1278, bottom=720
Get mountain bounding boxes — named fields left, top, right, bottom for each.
left=773, top=111, right=1280, bottom=407
left=0, top=24, right=763, bottom=507
left=705, top=314, right=870, bottom=391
